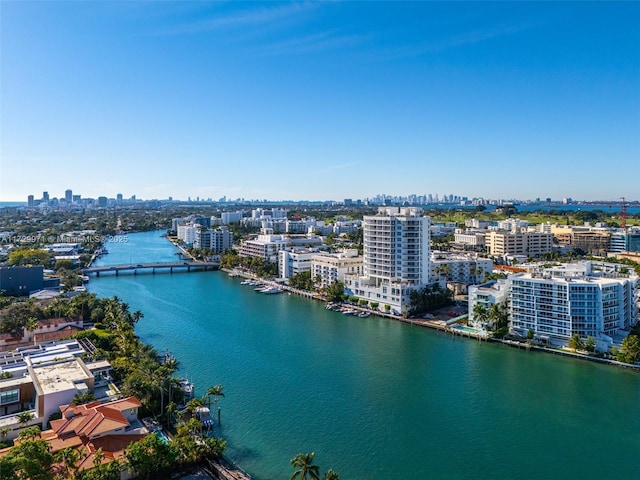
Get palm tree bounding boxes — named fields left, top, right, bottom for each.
left=17, top=410, right=33, bottom=429
left=55, top=446, right=84, bottom=479
left=323, top=469, right=340, bottom=480
left=73, top=391, right=96, bottom=405
left=166, top=401, right=178, bottom=427
left=204, top=384, right=224, bottom=405
left=290, top=452, right=320, bottom=480
left=472, top=304, right=488, bottom=328
left=16, top=426, right=41, bottom=441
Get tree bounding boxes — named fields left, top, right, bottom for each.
left=290, top=452, right=320, bottom=480
left=55, top=446, right=84, bottom=479
left=527, top=328, right=535, bottom=341
left=204, top=385, right=225, bottom=413
left=73, top=391, right=96, bottom=405
left=585, top=336, right=596, bottom=353
left=8, top=248, right=52, bottom=267
left=124, top=433, right=175, bottom=480
left=568, top=333, right=584, bottom=352
left=324, top=281, right=345, bottom=303
left=17, top=411, right=34, bottom=429
left=472, top=304, right=488, bottom=327
left=617, top=335, right=640, bottom=364
left=323, top=469, right=340, bottom=480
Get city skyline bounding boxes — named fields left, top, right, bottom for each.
left=2, top=2, right=639, bottom=202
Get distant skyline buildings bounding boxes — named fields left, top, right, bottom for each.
left=19, top=187, right=639, bottom=207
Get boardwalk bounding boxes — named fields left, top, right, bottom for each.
left=83, top=261, right=219, bottom=276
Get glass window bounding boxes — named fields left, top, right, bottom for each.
left=0, top=389, right=19, bottom=405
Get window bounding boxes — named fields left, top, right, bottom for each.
left=0, top=389, right=19, bottom=405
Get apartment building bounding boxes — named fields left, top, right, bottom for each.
left=486, top=229, right=553, bottom=257
left=278, top=249, right=316, bottom=280
left=508, top=262, right=638, bottom=348
left=468, top=280, right=508, bottom=326
left=240, top=229, right=290, bottom=262
left=311, top=250, right=363, bottom=289
left=430, top=252, right=493, bottom=285
left=193, top=226, right=233, bottom=253
left=345, top=207, right=430, bottom=314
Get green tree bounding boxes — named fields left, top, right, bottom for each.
left=73, top=391, right=96, bottom=405
left=323, top=469, right=340, bottom=480
left=617, top=335, right=640, bottom=364
left=324, top=281, right=345, bottom=303
left=585, top=336, right=596, bottom=353
left=527, top=328, right=535, bottom=341
left=55, top=446, right=84, bottom=479
left=568, top=333, right=584, bottom=352
left=290, top=452, right=321, bottom=480
left=472, top=304, right=488, bottom=327
left=124, top=433, right=175, bottom=480
left=17, top=411, right=34, bottom=429
left=8, top=248, right=52, bottom=267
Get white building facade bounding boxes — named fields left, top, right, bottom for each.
left=311, top=250, right=363, bottom=289
left=344, top=207, right=430, bottom=314
left=508, top=262, right=638, bottom=347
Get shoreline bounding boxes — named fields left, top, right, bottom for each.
left=222, top=268, right=640, bottom=372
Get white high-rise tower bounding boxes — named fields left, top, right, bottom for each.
left=345, top=207, right=430, bottom=314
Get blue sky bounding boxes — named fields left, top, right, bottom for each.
left=1, top=1, right=639, bottom=202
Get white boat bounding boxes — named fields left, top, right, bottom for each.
left=260, top=286, right=282, bottom=294
left=358, top=312, right=371, bottom=318
left=179, top=378, right=194, bottom=401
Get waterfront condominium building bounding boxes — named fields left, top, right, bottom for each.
left=278, top=248, right=316, bottom=280
left=311, top=249, right=363, bottom=289
left=193, top=226, right=233, bottom=253
left=508, top=261, right=638, bottom=348
left=344, top=207, right=430, bottom=315
left=239, top=228, right=290, bottom=262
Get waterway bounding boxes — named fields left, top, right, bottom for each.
left=89, top=231, right=640, bottom=480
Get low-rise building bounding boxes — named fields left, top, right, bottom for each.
left=486, top=229, right=553, bottom=257
left=240, top=229, right=290, bottom=262
left=311, top=250, right=363, bottom=289
left=278, top=249, right=316, bottom=280
left=430, top=252, right=493, bottom=286
left=468, top=280, right=508, bottom=327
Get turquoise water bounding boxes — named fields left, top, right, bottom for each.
left=90, top=232, right=640, bottom=480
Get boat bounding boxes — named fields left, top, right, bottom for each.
left=179, top=378, right=194, bottom=401
left=260, top=286, right=282, bottom=294
left=358, top=312, right=371, bottom=318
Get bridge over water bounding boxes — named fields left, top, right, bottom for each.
left=83, top=261, right=219, bottom=277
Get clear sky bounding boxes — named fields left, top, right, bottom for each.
left=1, top=1, right=639, bottom=202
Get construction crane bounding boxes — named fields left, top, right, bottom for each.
left=620, top=197, right=627, bottom=229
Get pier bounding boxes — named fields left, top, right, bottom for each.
left=83, top=261, right=219, bottom=277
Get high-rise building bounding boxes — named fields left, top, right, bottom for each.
left=65, top=189, right=73, bottom=203
left=116, top=193, right=123, bottom=205
left=42, top=191, right=49, bottom=203
left=345, top=207, right=431, bottom=314
left=27, top=195, right=35, bottom=207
